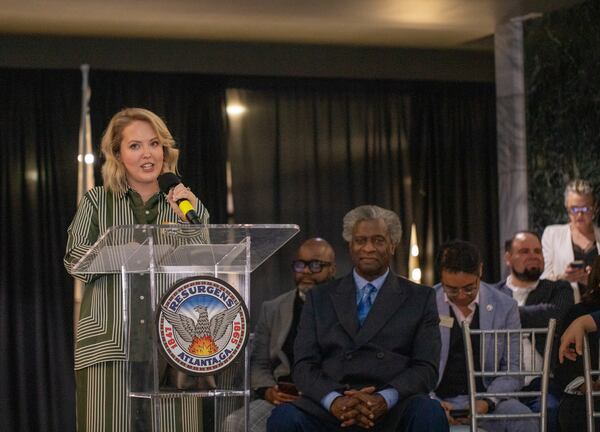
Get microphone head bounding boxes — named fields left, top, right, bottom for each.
left=158, top=172, right=181, bottom=193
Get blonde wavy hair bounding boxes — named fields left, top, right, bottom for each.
left=101, top=107, right=179, bottom=195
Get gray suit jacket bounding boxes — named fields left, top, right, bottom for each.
left=250, top=289, right=296, bottom=390
left=293, top=272, right=441, bottom=427
left=434, top=282, right=523, bottom=395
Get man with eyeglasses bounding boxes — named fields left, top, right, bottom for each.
left=268, top=205, right=447, bottom=432
left=225, top=237, right=336, bottom=432
left=493, top=231, right=573, bottom=432
left=432, top=240, right=538, bottom=432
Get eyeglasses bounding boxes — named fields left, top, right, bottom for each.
left=292, top=260, right=332, bottom=273
left=442, top=282, right=479, bottom=296
left=568, top=206, right=593, bottom=215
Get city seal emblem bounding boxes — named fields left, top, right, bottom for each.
left=157, top=276, right=249, bottom=375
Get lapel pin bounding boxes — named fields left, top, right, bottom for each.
left=486, top=304, right=493, bottom=311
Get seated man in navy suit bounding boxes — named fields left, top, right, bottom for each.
left=494, top=231, right=574, bottom=432
left=433, top=240, right=538, bottom=432
left=267, top=205, right=447, bottom=432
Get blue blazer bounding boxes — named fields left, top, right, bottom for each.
left=433, top=281, right=523, bottom=394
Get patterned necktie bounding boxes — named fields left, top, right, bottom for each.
left=357, top=283, right=376, bottom=326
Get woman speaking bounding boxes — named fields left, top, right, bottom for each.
left=64, top=108, right=209, bottom=431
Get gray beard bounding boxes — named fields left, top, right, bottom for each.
left=297, top=283, right=314, bottom=301
left=513, top=268, right=542, bottom=282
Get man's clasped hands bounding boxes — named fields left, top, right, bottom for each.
left=331, top=386, right=389, bottom=429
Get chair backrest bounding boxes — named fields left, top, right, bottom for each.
left=462, top=318, right=557, bottom=432
left=583, top=334, right=600, bottom=432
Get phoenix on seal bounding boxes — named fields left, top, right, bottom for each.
left=161, top=303, right=241, bottom=356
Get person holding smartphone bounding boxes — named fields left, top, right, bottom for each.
left=432, top=240, right=538, bottom=432
left=541, top=179, right=600, bottom=303
left=224, top=238, right=336, bottom=432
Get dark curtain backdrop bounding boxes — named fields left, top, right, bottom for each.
left=0, top=68, right=230, bottom=431
left=88, top=70, right=229, bottom=223
left=0, top=69, right=81, bottom=431
left=409, top=83, right=499, bottom=284
left=227, top=78, right=498, bottom=320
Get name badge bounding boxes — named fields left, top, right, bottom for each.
left=439, top=315, right=455, bottom=328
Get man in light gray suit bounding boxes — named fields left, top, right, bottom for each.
left=225, top=237, right=336, bottom=432
left=268, top=205, right=447, bottom=432
left=433, top=240, right=537, bottom=432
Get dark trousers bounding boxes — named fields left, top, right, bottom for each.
left=266, top=394, right=448, bottom=432
left=558, top=394, right=600, bottom=431
left=520, top=377, right=562, bottom=432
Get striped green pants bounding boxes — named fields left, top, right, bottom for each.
left=76, top=362, right=203, bottom=432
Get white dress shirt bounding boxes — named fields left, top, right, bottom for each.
left=506, top=275, right=543, bottom=385
left=444, top=292, right=479, bottom=326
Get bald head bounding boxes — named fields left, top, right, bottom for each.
left=504, top=231, right=544, bottom=282
left=297, top=238, right=335, bottom=262
left=293, top=238, right=336, bottom=297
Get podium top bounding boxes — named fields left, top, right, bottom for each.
left=71, top=224, right=299, bottom=274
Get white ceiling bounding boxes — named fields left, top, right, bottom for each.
left=0, top=0, right=585, bottom=50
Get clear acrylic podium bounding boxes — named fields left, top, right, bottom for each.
left=72, top=224, right=299, bottom=431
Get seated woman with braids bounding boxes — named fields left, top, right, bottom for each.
left=554, top=255, right=600, bottom=431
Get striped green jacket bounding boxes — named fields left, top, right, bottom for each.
left=64, top=186, right=209, bottom=370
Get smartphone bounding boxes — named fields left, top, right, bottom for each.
left=570, top=260, right=586, bottom=269
left=278, top=381, right=299, bottom=396
left=449, top=409, right=470, bottom=418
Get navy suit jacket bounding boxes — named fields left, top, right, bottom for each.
left=292, top=272, right=440, bottom=427
left=493, top=278, right=573, bottom=358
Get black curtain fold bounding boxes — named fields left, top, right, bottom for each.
left=409, top=83, right=499, bottom=282
left=0, top=68, right=81, bottom=432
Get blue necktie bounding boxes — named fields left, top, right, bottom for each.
left=357, top=283, right=376, bottom=326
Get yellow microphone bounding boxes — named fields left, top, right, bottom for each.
left=158, top=173, right=201, bottom=224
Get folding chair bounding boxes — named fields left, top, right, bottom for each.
left=462, top=318, right=557, bottom=432
left=583, top=334, right=600, bottom=432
